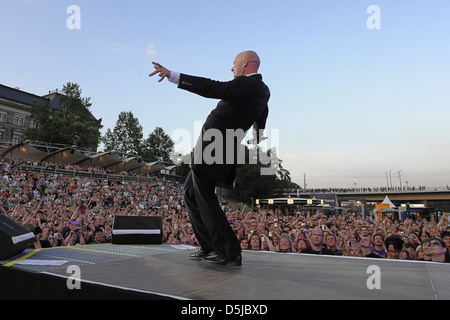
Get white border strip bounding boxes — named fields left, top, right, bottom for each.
left=112, top=229, right=161, bottom=235
left=12, top=232, right=34, bottom=244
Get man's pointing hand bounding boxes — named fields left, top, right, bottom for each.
left=149, top=62, right=171, bottom=82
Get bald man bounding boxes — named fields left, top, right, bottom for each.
left=150, top=51, right=270, bottom=266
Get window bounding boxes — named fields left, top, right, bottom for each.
left=0, top=113, right=6, bottom=123
left=14, top=117, right=24, bottom=127
left=13, top=134, right=21, bottom=144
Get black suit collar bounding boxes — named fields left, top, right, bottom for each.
left=246, top=73, right=262, bottom=80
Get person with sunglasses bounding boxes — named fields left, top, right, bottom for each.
left=428, top=237, right=450, bottom=263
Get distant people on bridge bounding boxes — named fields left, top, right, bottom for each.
left=286, top=185, right=444, bottom=195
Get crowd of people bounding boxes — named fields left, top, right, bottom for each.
left=226, top=204, right=450, bottom=263
left=1, top=159, right=450, bottom=264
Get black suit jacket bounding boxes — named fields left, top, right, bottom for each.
left=178, top=73, right=270, bottom=185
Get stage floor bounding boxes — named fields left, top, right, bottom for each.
left=1, top=244, right=449, bottom=300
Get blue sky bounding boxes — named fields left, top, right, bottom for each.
left=1, top=0, right=450, bottom=188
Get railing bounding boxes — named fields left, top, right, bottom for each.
left=277, top=186, right=450, bottom=196
left=17, top=164, right=184, bottom=186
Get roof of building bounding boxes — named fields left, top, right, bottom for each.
left=0, top=84, right=49, bottom=106
left=0, top=84, right=100, bottom=123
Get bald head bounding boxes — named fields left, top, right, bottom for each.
left=232, top=50, right=261, bottom=78
left=240, top=51, right=261, bottom=68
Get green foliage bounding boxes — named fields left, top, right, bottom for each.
left=233, top=146, right=299, bottom=202
left=101, top=111, right=143, bottom=155
left=142, top=127, right=175, bottom=162
left=25, top=82, right=101, bottom=150
left=102, top=113, right=174, bottom=162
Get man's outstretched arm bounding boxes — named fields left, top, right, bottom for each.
left=149, top=62, right=250, bottom=101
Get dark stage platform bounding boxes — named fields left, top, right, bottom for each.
left=1, top=244, right=449, bottom=300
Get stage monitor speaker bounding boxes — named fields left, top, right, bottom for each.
left=112, top=215, right=163, bottom=245
left=0, top=215, right=35, bottom=260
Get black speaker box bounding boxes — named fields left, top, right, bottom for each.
left=112, top=215, right=163, bottom=245
left=0, top=215, right=35, bottom=260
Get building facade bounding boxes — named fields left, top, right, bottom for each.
left=0, top=84, right=101, bottom=150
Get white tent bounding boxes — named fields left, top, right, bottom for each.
left=382, top=196, right=396, bottom=208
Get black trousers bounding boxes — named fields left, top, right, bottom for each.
left=183, top=169, right=241, bottom=261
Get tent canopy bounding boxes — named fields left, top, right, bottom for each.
left=382, top=196, right=397, bottom=208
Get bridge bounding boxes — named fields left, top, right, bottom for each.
left=282, top=188, right=450, bottom=215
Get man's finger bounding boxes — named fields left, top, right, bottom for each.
left=149, top=70, right=159, bottom=77
left=158, top=70, right=168, bottom=82
left=149, top=62, right=163, bottom=77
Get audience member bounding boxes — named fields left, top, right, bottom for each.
left=300, top=228, right=333, bottom=255
left=349, top=243, right=364, bottom=257
left=248, top=233, right=261, bottom=251
left=385, top=235, right=404, bottom=260
left=429, top=237, right=450, bottom=263
left=372, top=234, right=387, bottom=258
left=440, top=231, right=450, bottom=252
left=278, top=234, right=294, bottom=253
left=324, top=233, right=342, bottom=256
left=360, top=237, right=381, bottom=258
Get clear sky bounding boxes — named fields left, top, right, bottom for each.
left=1, top=0, right=450, bottom=189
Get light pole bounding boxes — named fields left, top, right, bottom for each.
left=389, top=170, right=393, bottom=190
left=385, top=171, right=389, bottom=189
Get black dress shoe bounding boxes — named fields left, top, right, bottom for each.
left=201, top=254, right=242, bottom=266
left=189, top=249, right=214, bottom=260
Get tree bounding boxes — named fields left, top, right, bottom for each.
left=233, top=147, right=276, bottom=201
left=233, top=146, right=299, bottom=202
left=101, top=111, right=143, bottom=155
left=173, top=145, right=298, bottom=202
left=26, top=82, right=101, bottom=150
left=142, top=127, right=175, bottom=161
